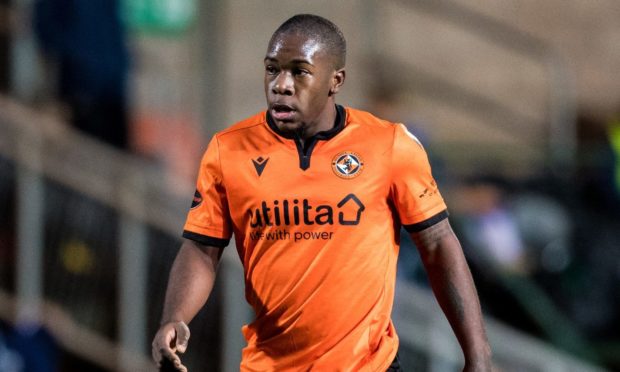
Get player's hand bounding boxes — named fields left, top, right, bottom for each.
left=152, top=321, right=190, bottom=371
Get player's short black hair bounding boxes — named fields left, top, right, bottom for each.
left=269, top=14, right=347, bottom=69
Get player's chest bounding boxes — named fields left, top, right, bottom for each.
left=223, top=142, right=389, bottom=220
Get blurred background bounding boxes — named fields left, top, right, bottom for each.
left=1, top=0, right=620, bottom=371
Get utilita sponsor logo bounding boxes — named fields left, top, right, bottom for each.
left=248, top=193, right=365, bottom=227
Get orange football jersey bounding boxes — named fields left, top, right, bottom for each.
left=183, top=105, right=448, bottom=371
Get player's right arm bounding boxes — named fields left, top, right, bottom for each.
left=151, top=238, right=223, bottom=371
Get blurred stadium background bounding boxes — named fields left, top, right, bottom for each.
left=1, top=0, right=620, bottom=371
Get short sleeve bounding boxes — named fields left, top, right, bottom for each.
left=182, top=136, right=232, bottom=248
left=390, top=124, right=448, bottom=233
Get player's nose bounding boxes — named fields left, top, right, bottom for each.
left=272, top=72, right=294, bottom=96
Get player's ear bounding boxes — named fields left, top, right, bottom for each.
left=329, top=69, right=346, bottom=96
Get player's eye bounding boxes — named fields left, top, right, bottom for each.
left=265, top=65, right=278, bottom=75
left=293, top=68, right=309, bottom=77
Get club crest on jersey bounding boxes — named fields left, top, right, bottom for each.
left=332, top=151, right=364, bottom=179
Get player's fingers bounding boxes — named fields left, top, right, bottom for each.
left=152, top=326, right=176, bottom=364
left=161, top=348, right=183, bottom=366
left=151, top=345, right=161, bottom=366
left=152, top=335, right=166, bottom=364
left=175, top=359, right=188, bottom=372
left=174, top=321, right=191, bottom=354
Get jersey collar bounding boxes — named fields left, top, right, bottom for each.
left=266, top=104, right=346, bottom=142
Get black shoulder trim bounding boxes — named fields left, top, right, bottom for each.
left=404, top=210, right=449, bottom=233
left=182, top=230, right=229, bottom=248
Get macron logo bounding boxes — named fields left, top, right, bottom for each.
left=252, top=156, right=269, bottom=177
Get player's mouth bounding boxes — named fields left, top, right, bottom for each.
left=271, top=103, right=297, bottom=122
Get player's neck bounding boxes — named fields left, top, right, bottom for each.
left=298, top=104, right=338, bottom=141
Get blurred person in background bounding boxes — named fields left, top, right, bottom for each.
left=0, top=0, right=11, bottom=94
left=572, top=109, right=620, bottom=361
left=32, top=0, right=130, bottom=150
left=0, top=319, right=59, bottom=372
left=451, top=175, right=537, bottom=335
left=607, top=109, right=620, bottom=203
left=152, top=14, right=492, bottom=372
left=455, top=175, right=530, bottom=276
left=452, top=173, right=607, bottom=362
left=576, top=112, right=620, bottom=217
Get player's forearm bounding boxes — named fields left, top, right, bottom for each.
left=160, top=239, right=221, bottom=325
left=423, top=240, right=490, bottom=361
left=412, top=221, right=491, bottom=365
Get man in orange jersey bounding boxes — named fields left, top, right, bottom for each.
left=152, top=14, right=492, bottom=372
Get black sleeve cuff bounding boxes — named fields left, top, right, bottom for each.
left=182, top=230, right=230, bottom=248
left=403, top=209, right=449, bottom=233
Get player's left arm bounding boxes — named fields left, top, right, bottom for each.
left=411, top=218, right=493, bottom=372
